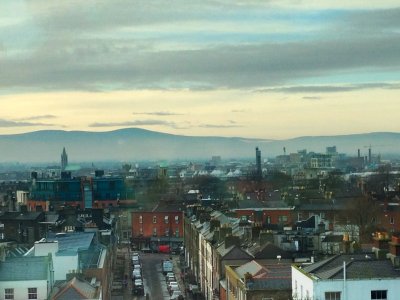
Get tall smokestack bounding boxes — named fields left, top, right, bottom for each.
left=255, top=147, right=262, bottom=180
left=358, top=149, right=360, bottom=158
left=369, top=147, right=372, bottom=164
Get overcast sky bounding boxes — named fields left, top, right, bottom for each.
left=1, top=0, right=399, bottom=139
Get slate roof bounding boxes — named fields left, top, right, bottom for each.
left=53, top=277, right=98, bottom=300
left=322, top=235, right=344, bottom=243
left=0, top=211, right=43, bottom=221
left=0, top=256, right=50, bottom=281
left=235, top=260, right=265, bottom=278
left=216, top=244, right=253, bottom=260
left=47, top=232, right=95, bottom=252
left=251, top=242, right=292, bottom=260
left=234, top=260, right=291, bottom=290
left=302, top=254, right=400, bottom=279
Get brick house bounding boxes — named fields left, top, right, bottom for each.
left=131, top=209, right=184, bottom=251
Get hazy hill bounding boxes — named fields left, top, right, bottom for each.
left=0, top=128, right=399, bottom=163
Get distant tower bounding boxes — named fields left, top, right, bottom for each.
left=61, top=147, right=68, bottom=171
left=255, top=147, right=262, bottom=179
left=368, top=147, right=372, bottom=164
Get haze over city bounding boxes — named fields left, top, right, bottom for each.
left=1, top=0, right=400, bottom=139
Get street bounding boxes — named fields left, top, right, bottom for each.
left=112, top=248, right=186, bottom=300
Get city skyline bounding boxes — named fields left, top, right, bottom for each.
left=1, top=0, right=400, bottom=139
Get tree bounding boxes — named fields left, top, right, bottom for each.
left=190, top=176, right=227, bottom=200
left=122, top=163, right=132, bottom=173
left=340, top=195, right=380, bottom=243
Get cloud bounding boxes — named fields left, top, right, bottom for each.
left=302, top=96, right=322, bottom=100
left=17, top=114, right=57, bottom=121
left=0, top=119, right=56, bottom=127
left=257, top=82, right=400, bottom=93
left=1, top=2, right=400, bottom=92
left=132, top=111, right=183, bottom=116
left=88, top=119, right=188, bottom=129
left=199, top=123, right=243, bottom=128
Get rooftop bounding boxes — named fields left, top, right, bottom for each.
left=302, top=254, right=400, bottom=280
left=0, top=255, right=51, bottom=281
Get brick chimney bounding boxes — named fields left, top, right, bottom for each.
left=210, top=218, right=221, bottom=232
left=259, top=230, right=274, bottom=245
left=251, top=226, right=261, bottom=242
left=224, top=235, right=241, bottom=249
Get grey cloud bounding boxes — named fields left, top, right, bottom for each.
left=3, top=35, right=400, bottom=91
left=199, top=123, right=243, bottom=128
left=132, top=111, right=183, bottom=116
left=0, top=119, right=55, bottom=127
left=339, top=8, right=400, bottom=34
left=17, top=114, right=57, bottom=121
left=302, top=96, right=322, bottom=100
left=258, top=83, right=400, bottom=93
left=89, top=119, right=187, bottom=129
left=2, top=3, right=400, bottom=92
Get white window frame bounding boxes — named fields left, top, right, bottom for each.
left=4, top=288, right=14, bottom=300
left=28, top=287, right=37, bottom=300
left=371, top=290, right=387, bottom=300
left=325, top=291, right=341, bottom=300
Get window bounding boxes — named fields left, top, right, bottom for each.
left=278, top=215, right=288, bottom=223
left=325, top=291, right=341, bottom=300
left=153, top=216, right=157, bottom=223
left=390, top=217, right=394, bottom=225
left=139, top=215, right=143, bottom=223
left=28, top=288, right=37, bottom=299
left=164, top=216, right=169, bottom=224
left=165, top=228, right=169, bottom=236
left=175, top=228, right=179, bottom=237
left=371, top=290, right=387, bottom=300
left=175, top=215, right=179, bottom=224
left=4, top=288, right=14, bottom=300
left=152, top=228, right=157, bottom=236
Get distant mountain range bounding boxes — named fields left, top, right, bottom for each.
left=0, top=128, right=400, bottom=163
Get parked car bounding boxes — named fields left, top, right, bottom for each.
left=132, top=255, right=140, bottom=265
left=168, top=282, right=179, bottom=292
left=132, top=269, right=141, bottom=279
left=162, top=259, right=173, bottom=274
left=134, top=278, right=143, bottom=286
left=170, top=290, right=183, bottom=300
left=169, top=284, right=180, bottom=295
left=166, top=274, right=176, bottom=283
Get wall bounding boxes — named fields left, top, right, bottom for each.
left=0, top=280, right=48, bottom=300
left=131, top=211, right=184, bottom=238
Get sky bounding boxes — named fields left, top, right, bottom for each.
left=1, top=0, right=400, bottom=139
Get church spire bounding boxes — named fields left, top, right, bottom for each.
left=61, top=147, right=68, bottom=171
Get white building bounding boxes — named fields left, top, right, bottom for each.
left=29, top=232, right=103, bottom=281
left=292, top=253, right=400, bottom=300
left=0, top=255, right=54, bottom=300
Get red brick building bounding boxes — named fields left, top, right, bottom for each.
left=131, top=210, right=184, bottom=251
left=233, top=208, right=295, bottom=227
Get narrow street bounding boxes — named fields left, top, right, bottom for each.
left=112, top=247, right=186, bottom=300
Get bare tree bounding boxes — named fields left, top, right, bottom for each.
left=340, top=195, right=380, bottom=243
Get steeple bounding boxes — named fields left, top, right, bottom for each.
left=61, top=147, right=68, bottom=171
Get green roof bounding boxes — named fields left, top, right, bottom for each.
left=0, top=256, right=51, bottom=281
